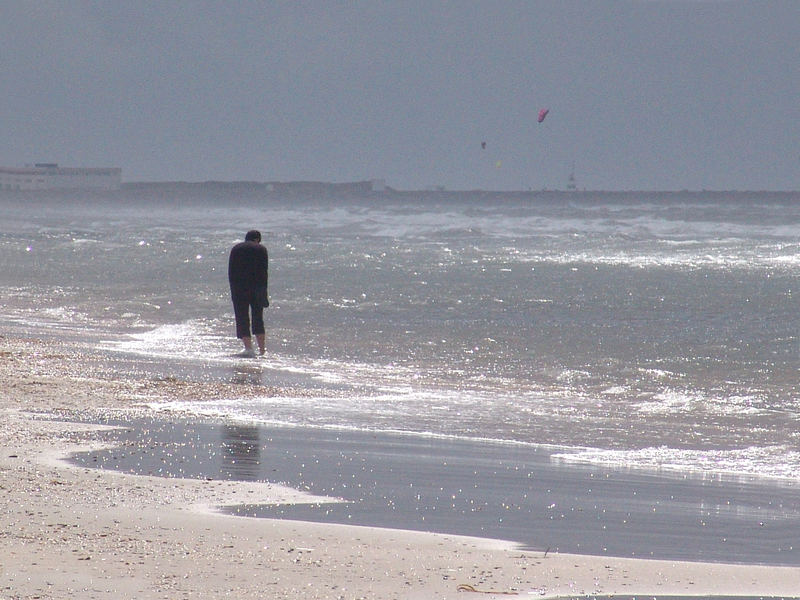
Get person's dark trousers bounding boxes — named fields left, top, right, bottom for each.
left=231, top=289, right=265, bottom=338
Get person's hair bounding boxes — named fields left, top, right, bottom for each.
left=245, top=230, right=261, bottom=242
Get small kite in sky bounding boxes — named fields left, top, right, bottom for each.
left=538, top=108, right=550, bottom=123
left=481, top=141, right=486, bottom=149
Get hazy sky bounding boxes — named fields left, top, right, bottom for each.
left=2, top=1, right=798, bottom=191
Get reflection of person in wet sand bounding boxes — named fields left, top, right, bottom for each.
left=220, top=425, right=261, bottom=481
left=228, top=230, right=269, bottom=357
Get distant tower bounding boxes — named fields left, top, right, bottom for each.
left=566, top=162, right=577, bottom=191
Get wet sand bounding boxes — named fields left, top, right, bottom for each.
left=3, top=334, right=800, bottom=599
left=70, top=417, right=800, bottom=565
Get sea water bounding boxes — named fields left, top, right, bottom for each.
left=2, top=188, right=799, bottom=482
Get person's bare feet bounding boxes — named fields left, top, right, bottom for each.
left=256, top=334, right=265, bottom=355
left=240, top=336, right=256, bottom=357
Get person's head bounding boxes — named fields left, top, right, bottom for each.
left=245, top=230, right=261, bottom=243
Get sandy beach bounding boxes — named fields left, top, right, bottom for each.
left=3, top=334, right=800, bottom=599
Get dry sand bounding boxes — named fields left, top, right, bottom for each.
left=2, top=334, right=800, bottom=599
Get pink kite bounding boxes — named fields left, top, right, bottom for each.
left=537, top=108, right=550, bottom=123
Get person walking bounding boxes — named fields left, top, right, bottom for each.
left=228, top=229, right=269, bottom=357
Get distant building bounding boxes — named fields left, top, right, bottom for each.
left=0, top=163, right=122, bottom=191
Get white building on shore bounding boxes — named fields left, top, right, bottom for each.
left=0, top=163, right=122, bottom=191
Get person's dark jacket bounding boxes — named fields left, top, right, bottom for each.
left=228, top=240, right=268, bottom=296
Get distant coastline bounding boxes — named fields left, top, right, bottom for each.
left=1, top=178, right=797, bottom=198
left=121, top=180, right=799, bottom=198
